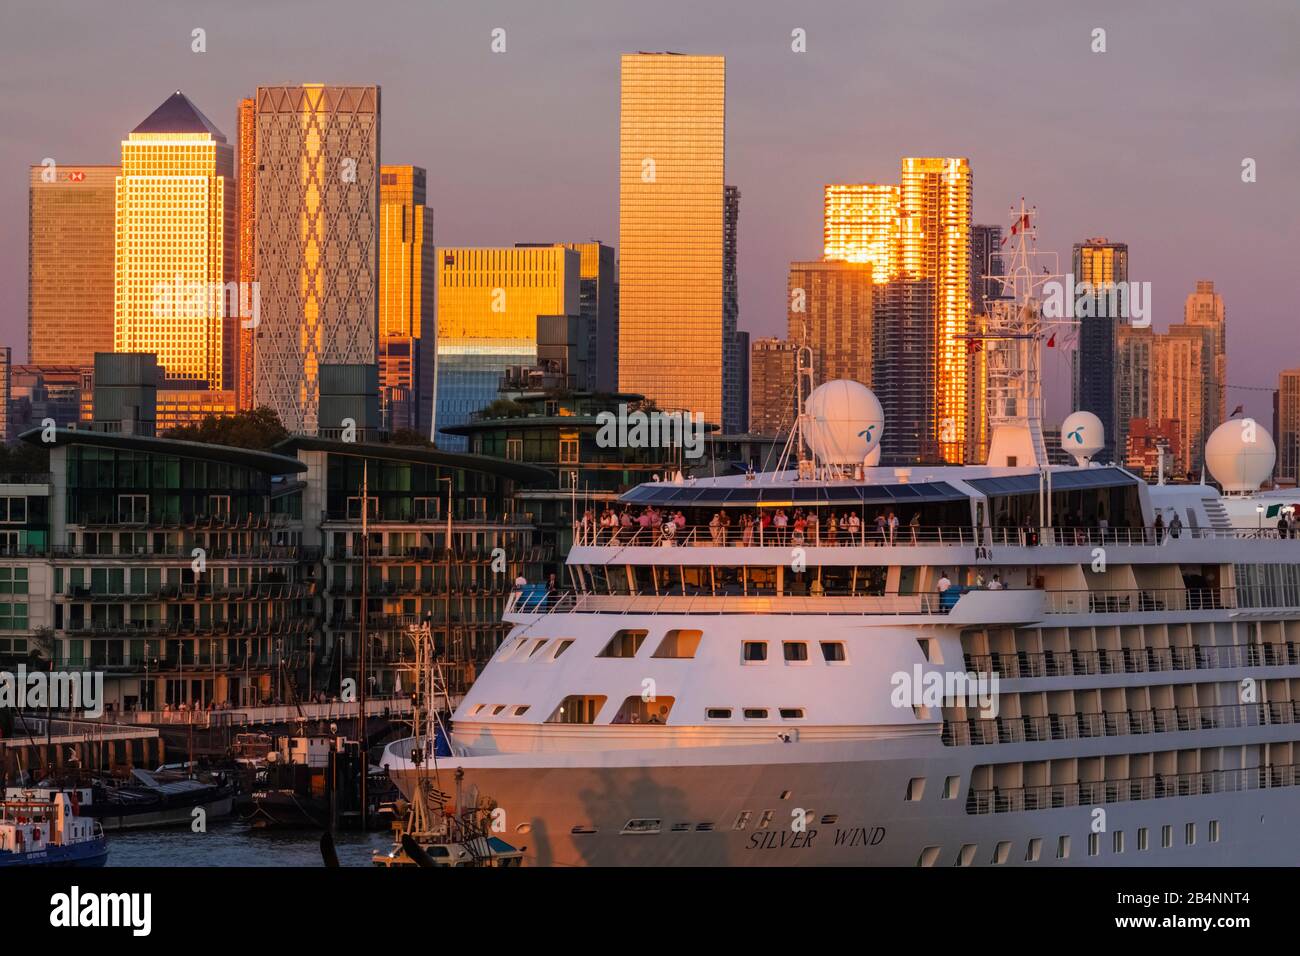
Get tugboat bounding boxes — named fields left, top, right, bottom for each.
left=0, top=791, right=108, bottom=867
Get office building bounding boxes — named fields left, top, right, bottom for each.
left=254, top=84, right=381, bottom=434
left=1116, top=324, right=1155, bottom=462
left=236, top=96, right=256, bottom=411
left=28, top=164, right=117, bottom=369
left=749, top=337, right=799, bottom=438
left=618, top=53, right=726, bottom=424
left=1152, top=324, right=1213, bottom=477
left=1184, top=280, right=1227, bottom=425
left=822, top=184, right=900, bottom=279
left=379, top=165, right=435, bottom=433
left=787, top=260, right=873, bottom=387
left=1278, top=369, right=1300, bottom=484
left=1072, top=237, right=1129, bottom=461
left=723, top=185, right=742, bottom=434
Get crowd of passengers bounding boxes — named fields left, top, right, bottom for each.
left=580, top=505, right=1141, bottom=547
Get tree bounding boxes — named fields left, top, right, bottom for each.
left=162, top=406, right=289, bottom=450
left=482, top=398, right=527, bottom=420
left=0, top=441, right=50, bottom=477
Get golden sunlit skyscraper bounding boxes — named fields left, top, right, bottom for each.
left=618, top=53, right=725, bottom=424
left=28, top=164, right=117, bottom=368
left=1184, top=279, right=1226, bottom=425
left=899, top=157, right=972, bottom=463
left=379, top=164, right=434, bottom=433
left=114, top=92, right=235, bottom=390
left=254, top=84, right=380, bottom=435
left=236, top=96, right=256, bottom=411
left=822, top=184, right=900, bottom=281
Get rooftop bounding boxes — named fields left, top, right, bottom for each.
left=131, top=91, right=226, bottom=140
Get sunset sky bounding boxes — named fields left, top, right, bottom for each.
left=3, top=0, right=1297, bottom=423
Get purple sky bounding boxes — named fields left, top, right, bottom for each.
left=4, top=0, right=1298, bottom=425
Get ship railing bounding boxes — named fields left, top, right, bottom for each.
left=571, top=522, right=1300, bottom=549
left=506, top=587, right=943, bottom=616
left=966, top=763, right=1300, bottom=814
left=966, top=640, right=1300, bottom=678
left=943, top=700, right=1300, bottom=746
left=1043, top=585, right=1300, bottom=615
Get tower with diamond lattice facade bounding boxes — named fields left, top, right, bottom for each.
left=254, top=84, right=380, bottom=434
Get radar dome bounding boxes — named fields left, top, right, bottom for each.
left=1060, top=411, right=1105, bottom=464
left=1205, top=419, right=1276, bottom=493
left=804, top=380, right=884, bottom=465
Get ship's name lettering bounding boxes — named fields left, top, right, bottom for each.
left=745, top=826, right=886, bottom=851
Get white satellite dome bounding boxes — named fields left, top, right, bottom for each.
left=1205, top=419, right=1275, bottom=493
left=1060, top=411, right=1105, bottom=464
left=804, top=380, right=884, bottom=466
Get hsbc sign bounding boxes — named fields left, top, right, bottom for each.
left=66, top=171, right=86, bottom=183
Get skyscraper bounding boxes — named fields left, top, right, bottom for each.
left=722, top=184, right=743, bottom=434
left=115, top=92, right=235, bottom=392
left=434, top=246, right=579, bottom=448
left=872, top=278, right=936, bottom=463
left=618, top=53, right=725, bottom=424
left=822, top=184, right=900, bottom=279
left=379, top=165, right=434, bottom=433
left=254, top=84, right=380, bottom=434
left=28, top=164, right=117, bottom=368
left=518, top=241, right=617, bottom=393
left=899, top=157, right=972, bottom=463
left=236, top=96, right=256, bottom=411
left=1277, top=369, right=1300, bottom=483
left=1152, top=324, right=1212, bottom=477
left=1072, top=237, right=1128, bottom=461
left=787, top=260, right=873, bottom=385
left=1184, top=279, right=1226, bottom=425
left=970, top=224, right=1004, bottom=318
left=749, top=337, right=799, bottom=437
left=1116, top=324, right=1154, bottom=460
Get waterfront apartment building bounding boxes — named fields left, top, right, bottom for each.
left=1184, top=280, right=1227, bottom=425
left=749, top=337, right=799, bottom=438
left=1126, top=417, right=1182, bottom=481
left=1278, top=369, right=1300, bottom=484
left=254, top=84, right=381, bottom=434
left=723, top=185, right=743, bottom=434
left=236, top=97, right=256, bottom=412
left=115, top=92, right=236, bottom=396
left=872, top=279, right=937, bottom=463
left=28, top=164, right=117, bottom=369
left=970, top=223, right=1005, bottom=317
left=1152, top=324, right=1214, bottom=478
left=379, top=165, right=435, bottom=434
left=822, top=183, right=900, bottom=279
left=787, top=260, right=873, bottom=386
left=1116, top=324, right=1155, bottom=462
left=618, top=53, right=726, bottom=425
left=434, top=246, right=579, bottom=449
left=1071, top=237, right=1129, bottom=462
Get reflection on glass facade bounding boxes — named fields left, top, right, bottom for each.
left=114, top=92, right=235, bottom=390
left=28, top=164, right=117, bottom=368
left=236, top=96, right=256, bottom=411
left=1072, top=237, right=1129, bottom=461
left=434, top=247, right=578, bottom=450
left=379, top=165, right=434, bottom=433
left=618, top=53, right=725, bottom=424
left=822, top=184, right=900, bottom=280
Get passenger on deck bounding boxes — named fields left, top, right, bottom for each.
left=988, top=574, right=1004, bottom=590
left=847, top=511, right=861, bottom=545
left=1153, top=512, right=1165, bottom=544
left=1168, top=512, right=1182, bottom=540
left=909, top=511, right=921, bottom=544
left=937, top=571, right=952, bottom=593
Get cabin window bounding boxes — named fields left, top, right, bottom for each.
left=550, top=639, right=574, bottom=660
left=1025, top=838, right=1042, bottom=862
left=512, top=705, right=530, bottom=717
left=706, top=708, right=732, bottom=719
left=546, top=695, right=606, bottom=724
left=742, top=641, right=768, bottom=662
left=743, top=708, right=768, bottom=720
left=820, top=641, right=846, bottom=662
left=992, top=841, right=1011, bottom=865
left=653, top=629, right=702, bottom=659
left=611, top=695, right=674, bottom=724
left=779, top=708, right=805, bottom=719
left=733, top=811, right=752, bottom=830
left=782, top=642, right=809, bottom=662
left=527, top=640, right=549, bottom=658
left=917, top=846, right=941, bottom=867
left=1185, top=823, right=1196, bottom=846
left=1056, top=836, right=1070, bottom=860
left=599, top=629, right=647, bottom=658
left=621, top=819, right=661, bottom=835
left=490, top=705, right=506, bottom=716
left=942, top=776, right=960, bottom=799
left=956, top=844, right=977, bottom=867
left=1209, top=820, right=1219, bottom=843
left=905, top=778, right=926, bottom=801
left=1138, top=827, right=1149, bottom=851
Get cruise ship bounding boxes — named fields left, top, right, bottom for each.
left=383, top=382, right=1300, bottom=866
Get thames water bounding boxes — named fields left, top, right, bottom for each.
left=104, top=821, right=393, bottom=867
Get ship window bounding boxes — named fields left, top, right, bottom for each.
left=599, top=629, right=647, bottom=658
left=695, top=823, right=714, bottom=832
left=671, top=822, right=691, bottom=832
left=611, top=695, right=674, bottom=724
left=490, top=705, right=507, bottom=716
left=653, top=629, right=702, bottom=658
left=496, top=637, right=527, bottom=661
left=779, top=708, right=805, bottom=719
left=733, top=811, right=752, bottom=830
left=468, top=704, right=485, bottom=716
left=527, top=640, right=549, bottom=658
left=1056, top=836, right=1070, bottom=860
left=621, top=819, right=661, bottom=835
left=955, top=844, right=977, bottom=867
left=512, top=705, right=530, bottom=716
left=1088, top=833, right=1100, bottom=856
left=1209, top=820, right=1219, bottom=843
left=942, top=775, right=960, bottom=799
left=706, top=708, right=732, bottom=719
left=758, top=810, right=775, bottom=829
left=917, top=846, right=941, bottom=867
left=992, top=841, right=1011, bottom=865
left=1113, top=831, right=1124, bottom=853
left=1138, top=827, right=1149, bottom=851
left=571, top=825, right=597, bottom=835
left=742, top=641, right=768, bottom=662
left=820, top=641, right=846, bottom=662
left=1162, top=825, right=1172, bottom=848
left=783, top=641, right=808, bottom=662
left=906, top=777, right=926, bottom=801
left=546, top=695, right=606, bottom=724
left=820, top=814, right=837, bottom=825
left=743, top=708, right=769, bottom=719
left=1025, top=838, right=1042, bottom=862
left=1185, top=823, right=1196, bottom=846
left=550, top=639, right=574, bottom=660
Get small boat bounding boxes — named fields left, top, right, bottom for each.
left=0, top=792, right=108, bottom=867
left=13, top=769, right=236, bottom=832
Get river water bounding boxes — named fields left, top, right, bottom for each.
left=104, top=820, right=394, bottom=867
